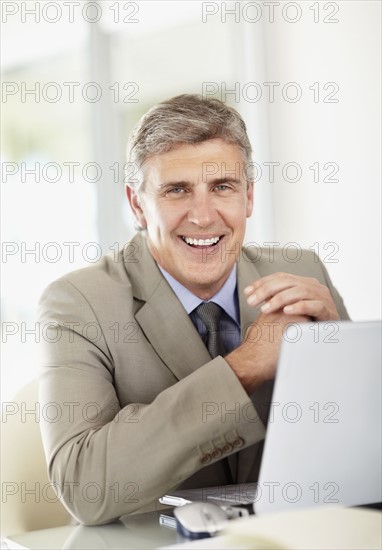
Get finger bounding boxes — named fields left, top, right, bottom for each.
left=260, top=287, right=311, bottom=314
left=283, top=300, right=339, bottom=321
left=243, top=284, right=255, bottom=296
left=244, top=274, right=282, bottom=296
left=245, top=272, right=298, bottom=294
left=246, top=277, right=299, bottom=306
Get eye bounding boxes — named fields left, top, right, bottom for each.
left=214, top=184, right=230, bottom=191
left=163, top=186, right=188, bottom=199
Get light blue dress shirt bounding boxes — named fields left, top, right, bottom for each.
left=159, top=265, right=241, bottom=354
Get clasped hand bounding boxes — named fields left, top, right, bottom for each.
left=226, top=273, right=340, bottom=393
left=244, top=272, right=340, bottom=321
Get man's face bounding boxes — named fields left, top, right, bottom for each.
left=128, top=139, right=253, bottom=300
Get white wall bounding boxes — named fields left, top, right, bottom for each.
left=259, top=0, right=381, bottom=320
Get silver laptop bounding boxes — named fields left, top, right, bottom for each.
left=160, top=321, right=382, bottom=514
left=254, top=319, right=381, bottom=514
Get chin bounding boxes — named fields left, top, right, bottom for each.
left=188, top=271, right=227, bottom=290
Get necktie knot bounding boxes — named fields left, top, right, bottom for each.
left=195, top=302, right=226, bottom=358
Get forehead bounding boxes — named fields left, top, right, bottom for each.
left=142, top=139, right=245, bottom=184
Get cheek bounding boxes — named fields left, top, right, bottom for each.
left=162, top=205, right=185, bottom=228
left=226, top=201, right=249, bottom=227
left=145, top=204, right=181, bottom=238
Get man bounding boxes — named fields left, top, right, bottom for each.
left=39, top=94, right=349, bottom=525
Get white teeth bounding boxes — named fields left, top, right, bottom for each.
left=182, top=236, right=220, bottom=246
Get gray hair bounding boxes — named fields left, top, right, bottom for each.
left=126, top=94, right=253, bottom=192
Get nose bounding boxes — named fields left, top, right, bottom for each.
left=187, top=189, right=216, bottom=227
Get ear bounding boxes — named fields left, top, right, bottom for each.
left=126, top=186, right=147, bottom=229
left=246, top=180, right=254, bottom=218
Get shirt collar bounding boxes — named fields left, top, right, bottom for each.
left=159, top=265, right=239, bottom=324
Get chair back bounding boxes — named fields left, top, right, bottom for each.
left=1, top=380, right=72, bottom=536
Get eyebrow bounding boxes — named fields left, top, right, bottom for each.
left=158, top=181, right=189, bottom=190
left=209, top=177, right=242, bottom=186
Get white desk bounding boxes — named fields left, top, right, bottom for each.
left=4, top=506, right=382, bottom=550
left=4, top=511, right=182, bottom=549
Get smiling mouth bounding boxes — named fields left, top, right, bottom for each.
left=181, top=236, right=223, bottom=247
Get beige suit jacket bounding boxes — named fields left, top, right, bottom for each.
left=38, top=233, right=350, bottom=525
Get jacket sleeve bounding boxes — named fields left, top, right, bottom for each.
left=38, top=280, right=266, bottom=526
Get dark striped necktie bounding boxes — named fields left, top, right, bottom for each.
left=195, top=302, right=226, bottom=358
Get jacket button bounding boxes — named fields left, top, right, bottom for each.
left=200, top=453, right=211, bottom=465
left=210, top=448, right=222, bottom=459
left=222, top=443, right=233, bottom=454
left=232, top=437, right=244, bottom=449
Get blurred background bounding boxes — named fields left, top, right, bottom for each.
left=1, top=0, right=381, bottom=401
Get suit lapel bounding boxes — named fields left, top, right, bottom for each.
left=126, top=233, right=211, bottom=381
left=237, top=253, right=262, bottom=336
left=135, top=282, right=212, bottom=380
